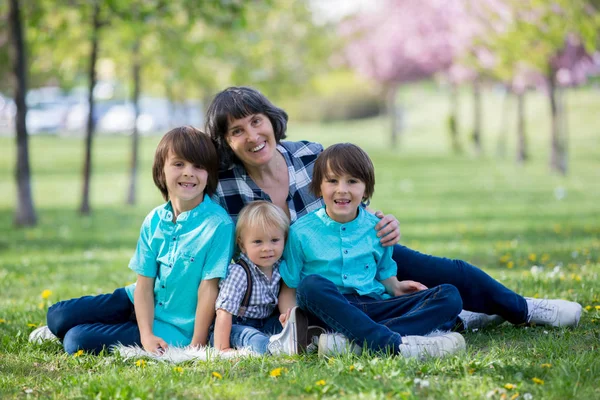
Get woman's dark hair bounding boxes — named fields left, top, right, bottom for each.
left=309, top=143, right=375, bottom=202
left=205, top=86, right=288, bottom=169
left=153, top=126, right=219, bottom=200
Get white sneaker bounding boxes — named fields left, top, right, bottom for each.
left=267, top=306, right=308, bottom=355
left=29, top=325, right=59, bottom=344
left=306, top=325, right=326, bottom=354
left=399, top=332, right=466, bottom=359
left=459, top=310, right=506, bottom=330
left=317, top=333, right=362, bottom=357
left=526, top=298, right=582, bottom=327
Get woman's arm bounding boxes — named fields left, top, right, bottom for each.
left=213, top=309, right=233, bottom=351
left=191, top=278, right=220, bottom=347
left=134, top=275, right=168, bottom=353
left=277, top=282, right=297, bottom=326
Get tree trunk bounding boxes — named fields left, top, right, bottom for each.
left=386, top=85, right=401, bottom=148
left=9, top=0, right=37, bottom=226
left=548, top=73, right=567, bottom=174
left=495, top=86, right=510, bottom=158
left=127, top=40, right=141, bottom=206
left=80, top=0, right=100, bottom=215
left=472, top=78, right=482, bottom=155
left=557, top=87, right=568, bottom=174
left=448, top=83, right=462, bottom=154
left=516, top=90, right=527, bottom=164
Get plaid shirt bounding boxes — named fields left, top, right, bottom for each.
left=215, top=253, right=284, bottom=319
left=213, top=140, right=324, bottom=224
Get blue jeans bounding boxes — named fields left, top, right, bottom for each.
left=47, top=288, right=141, bottom=354
left=296, top=275, right=462, bottom=354
left=227, top=314, right=283, bottom=354
left=392, top=244, right=528, bottom=324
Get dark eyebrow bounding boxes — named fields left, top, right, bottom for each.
left=228, top=114, right=256, bottom=132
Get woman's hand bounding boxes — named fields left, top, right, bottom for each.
left=141, top=333, right=168, bottom=354
left=374, top=211, right=401, bottom=247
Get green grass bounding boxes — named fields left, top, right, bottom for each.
left=0, top=86, right=599, bottom=399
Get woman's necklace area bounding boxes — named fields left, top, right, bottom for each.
left=249, top=152, right=287, bottom=188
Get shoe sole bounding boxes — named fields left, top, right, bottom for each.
left=289, top=307, right=309, bottom=353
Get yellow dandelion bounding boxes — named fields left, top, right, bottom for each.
left=585, top=305, right=592, bottom=311
left=541, top=363, right=552, bottom=368
left=499, top=255, right=511, bottom=263
left=212, top=371, right=223, bottom=380
left=135, top=359, right=146, bottom=367
left=510, top=393, right=519, bottom=400
left=328, top=357, right=335, bottom=365
left=468, top=368, right=475, bottom=374
left=41, top=289, right=52, bottom=299
left=38, top=302, right=45, bottom=310
left=27, top=323, right=38, bottom=328
left=0, top=319, right=6, bottom=324
left=74, top=350, right=85, bottom=358
left=316, top=380, right=326, bottom=386
left=505, top=383, right=516, bottom=390
left=173, top=366, right=184, bottom=374
left=595, top=306, right=600, bottom=311
left=507, top=261, right=514, bottom=269
left=270, top=368, right=283, bottom=378
left=532, top=377, right=544, bottom=385
left=528, top=254, right=537, bottom=262
left=349, top=365, right=355, bottom=372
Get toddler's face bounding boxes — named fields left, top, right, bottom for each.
left=239, top=224, right=285, bottom=270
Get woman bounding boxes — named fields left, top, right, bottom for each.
left=205, top=86, right=581, bottom=331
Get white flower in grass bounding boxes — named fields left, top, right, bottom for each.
left=524, top=393, right=533, bottom=400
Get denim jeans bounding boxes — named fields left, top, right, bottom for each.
left=296, top=274, right=462, bottom=354
left=227, top=314, right=283, bottom=354
left=47, top=288, right=141, bottom=354
left=391, top=244, right=528, bottom=324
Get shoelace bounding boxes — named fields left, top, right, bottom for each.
left=531, top=301, right=555, bottom=322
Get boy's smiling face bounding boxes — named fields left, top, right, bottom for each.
left=320, top=166, right=366, bottom=224
left=163, top=150, right=208, bottom=214
left=239, top=224, right=285, bottom=270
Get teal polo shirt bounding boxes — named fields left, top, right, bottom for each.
left=281, top=207, right=396, bottom=300
left=125, top=194, right=234, bottom=346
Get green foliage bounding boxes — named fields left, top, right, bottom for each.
left=0, top=87, right=599, bottom=398
left=281, top=70, right=384, bottom=122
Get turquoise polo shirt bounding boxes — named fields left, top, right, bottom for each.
left=281, top=206, right=396, bottom=300
left=125, top=194, right=234, bottom=346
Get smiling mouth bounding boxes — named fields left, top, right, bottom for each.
left=179, top=183, right=196, bottom=188
left=250, top=143, right=265, bottom=152
left=334, top=199, right=351, bottom=205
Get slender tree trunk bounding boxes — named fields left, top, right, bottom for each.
left=557, top=87, right=568, bottom=173
left=496, top=86, right=510, bottom=158
left=80, top=0, right=100, bottom=215
left=548, top=73, right=566, bottom=174
left=472, top=78, right=482, bottom=155
left=386, top=84, right=401, bottom=148
left=9, top=0, right=37, bottom=226
left=516, top=90, right=527, bottom=164
left=448, top=83, right=462, bottom=154
left=127, top=40, right=141, bottom=205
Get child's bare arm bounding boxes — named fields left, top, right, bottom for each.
left=380, top=276, right=427, bottom=297
left=213, top=309, right=233, bottom=351
left=277, top=282, right=297, bottom=326
left=191, top=278, right=220, bottom=347
left=134, top=275, right=168, bottom=353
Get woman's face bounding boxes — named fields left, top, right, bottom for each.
left=225, top=113, right=277, bottom=169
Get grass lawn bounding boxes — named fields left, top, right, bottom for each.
left=0, top=87, right=599, bottom=399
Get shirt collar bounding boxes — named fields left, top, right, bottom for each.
left=157, top=194, right=213, bottom=222
left=315, top=206, right=365, bottom=230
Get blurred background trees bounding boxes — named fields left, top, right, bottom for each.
left=1, top=0, right=599, bottom=225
